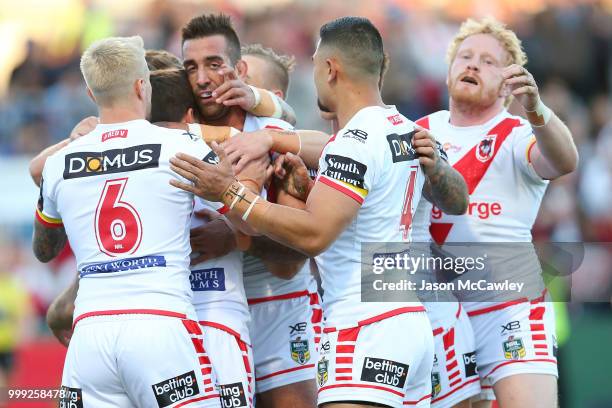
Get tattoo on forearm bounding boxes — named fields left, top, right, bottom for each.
left=223, top=181, right=253, bottom=206
left=33, top=221, right=67, bottom=262
left=425, top=160, right=468, bottom=215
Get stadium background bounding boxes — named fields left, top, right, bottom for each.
left=0, top=0, right=610, bottom=407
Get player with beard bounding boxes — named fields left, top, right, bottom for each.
left=411, top=18, right=577, bottom=408
left=169, top=16, right=469, bottom=408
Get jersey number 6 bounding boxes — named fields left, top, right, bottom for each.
left=95, top=178, right=143, bottom=256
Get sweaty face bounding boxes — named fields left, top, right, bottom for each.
left=448, top=33, right=509, bottom=110
left=312, top=41, right=334, bottom=114
left=183, top=35, right=234, bottom=121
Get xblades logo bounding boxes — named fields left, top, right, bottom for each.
left=203, top=151, right=219, bottom=165
left=342, top=129, right=368, bottom=143
left=64, top=144, right=161, bottom=179
left=501, top=321, right=520, bottom=334
left=289, top=322, right=307, bottom=335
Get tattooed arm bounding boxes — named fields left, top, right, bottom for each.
left=414, top=130, right=468, bottom=215
left=32, top=220, right=67, bottom=263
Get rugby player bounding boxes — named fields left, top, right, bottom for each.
left=170, top=16, right=467, bottom=408
left=33, top=36, right=223, bottom=407
left=413, top=18, right=578, bottom=408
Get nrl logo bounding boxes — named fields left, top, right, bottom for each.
left=476, top=134, right=496, bottom=162
left=431, top=372, right=441, bottom=398
left=503, top=335, right=526, bottom=360
left=290, top=337, right=311, bottom=365
left=317, top=358, right=329, bottom=386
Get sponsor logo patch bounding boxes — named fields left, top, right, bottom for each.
left=101, top=129, right=128, bottom=142
left=501, top=320, right=521, bottom=335
left=63, top=144, right=161, bottom=179
left=290, top=337, right=311, bottom=365
left=386, top=131, right=417, bottom=163
left=342, top=128, right=368, bottom=143
left=152, top=371, right=199, bottom=408
left=80, top=255, right=166, bottom=277
left=320, top=340, right=331, bottom=353
left=203, top=151, right=219, bottom=165
left=476, top=134, right=496, bottom=162
left=322, top=154, right=367, bottom=190
left=503, top=336, right=526, bottom=360
left=218, top=382, right=247, bottom=408
left=317, top=357, right=329, bottom=386
left=463, top=351, right=478, bottom=377
left=289, top=321, right=307, bottom=336
left=360, top=357, right=408, bottom=388
left=387, top=114, right=404, bottom=125
left=431, top=372, right=441, bottom=398
left=190, top=268, right=226, bottom=291
left=59, top=386, right=83, bottom=408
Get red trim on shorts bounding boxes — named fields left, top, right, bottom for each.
left=338, top=327, right=361, bottom=342
left=466, top=299, right=529, bottom=317
left=198, top=320, right=242, bottom=339
left=318, top=383, right=404, bottom=397
left=174, top=393, right=221, bottom=407
left=531, top=323, right=544, bottom=331
left=432, top=303, right=462, bottom=337
left=529, top=307, right=546, bottom=321
left=199, top=356, right=211, bottom=365
left=247, top=290, right=309, bottom=305
left=336, top=345, right=355, bottom=354
left=72, top=309, right=187, bottom=329
left=431, top=377, right=480, bottom=403
left=432, top=327, right=444, bottom=336
left=534, top=344, right=548, bottom=349
left=403, top=393, right=432, bottom=405
left=482, top=358, right=557, bottom=380
left=449, top=378, right=462, bottom=388
left=446, top=360, right=458, bottom=372
left=324, top=306, right=425, bottom=333
left=448, top=370, right=460, bottom=381
left=336, top=376, right=353, bottom=381
left=336, top=357, right=353, bottom=364
left=191, top=338, right=205, bottom=354
left=446, top=350, right=456, bottom=361
left=256, top=364, right=315, bottom=382
left=336, top=368, right=352, bottom=374
left=455, top=303, right=462, bottom=318
left=182, top=319, right=203, bottom=335
left=532, top=334, right=546, bottom=341
left=318, top=175, right=365, bottom=204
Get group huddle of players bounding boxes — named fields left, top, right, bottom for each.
left=30, top=11, right=577, bottom=408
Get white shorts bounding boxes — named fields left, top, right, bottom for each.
left=317, top=311, right=434, bottom=408
left=62, top=311, right=220, bottom=408
left=248, top=291, right=322, bottom=393
left=200, top=322, right=254, bottom=408
left=467, top=297, right=558, bottom=400
left=430, top=305, right=480, bottom=408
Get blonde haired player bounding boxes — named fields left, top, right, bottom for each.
left=412, top=17, right=577, bottom=408
left=34, top=36, right=222, bottom=407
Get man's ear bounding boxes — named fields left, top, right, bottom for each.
left=235, top=59, right=248, bottom=80
left=326, top=58, right=338, bottom=84
left=183, top=107, right=197, bottom=124
left=86, top=88, right=96, bottom=104
left=134, top=79, right=146, bottom=101
left=273, top=89, right=285, bottom=100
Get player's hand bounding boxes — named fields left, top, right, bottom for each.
left=274, top=153, right=313, bottom=201
left=413, top=128, right=441, bottom=177
left=190, top=209, right=236, bottom=264
left=213, top=66, right=257, bottom=110
left=50, top=327, right=73, bottom=347
left=223, top=129, right=273, bottom=173
left=237, top=154, right=273, bottom=193
left=69, top=116, right=98, bottom=141
left=502, top=64, right=540, bottom=111
left=170, top=142, right=235, bottom=202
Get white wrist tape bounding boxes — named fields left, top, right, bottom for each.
left=188, top=123, right=203, bottom=139
left=242, top=195, right=260, bottom=221
left=296, top=132, right=302, bottom=156
left=229, top=127, right=240, bottom=137
left=528, top=99, right=553, bottom=127
left=229, top=184, right=246, bottom=210
left=270, top=93, right=283, bottom=119
left=248, top=85, right=262, bottom=108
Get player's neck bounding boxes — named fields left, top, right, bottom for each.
left=98, top=106, right=146, bottom=124
left=449, top=99, right=505, bottom=127
left=336, top=84, right=385, bottom=129
left=203, top=107, right=246, bottom=130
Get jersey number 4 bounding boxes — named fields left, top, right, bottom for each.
left=95, top=178, right=143, bottom=256
left=400, top=166, right=419, bottom=240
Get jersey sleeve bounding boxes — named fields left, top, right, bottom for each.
left=35, top=159, right=63, bottom=228
left=512, top=125, right=547, bottom=184
left=316, top=126, right=380, bottom=205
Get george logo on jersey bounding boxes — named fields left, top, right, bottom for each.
left=101, top=129, right=128, bottom=142
left=80, top=255, right=166, bottom=277
left=152, top=371, right=199, bottom=408
left=190, top=268, right=225, bottom=291
left=463, top=352, right=478, bottom=377
left=218, top=382, right=247, bottom=408
left=202, top=151, right=219, bottom=165
left=342, top=128, right=368, bottom=143
left=322, top=155, right=367, bottom=189
left=501, top=320, right=521, bottom=335
left=431, top=372, right=441, bottom=398
left=387, top=114, right=404, bottom=126
left=503, top=336, right=526, bottom=360
left=64, top=144, right=161, bottom=179
left=360, top=357, right=408, bottom=388
left=290, top=337, right=311, bottom=365
left=476, top=134, right=496, bottom=162
left=317, top=357, right=329, bottom=386
left=59, top=386, right=83, bottom=408
left=387, top=131, right=417, bottom=163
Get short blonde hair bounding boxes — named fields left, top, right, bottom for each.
left=446, top=17, right=527, bottom=67
left=80, top=36, right=149, bottom=106
left=242, top=43, right=296, bottom=95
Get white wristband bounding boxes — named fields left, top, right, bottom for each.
left=248, top=85, right=262, bottom=108
left=242, top=195, right=260, bottom=221
left=229, top=184, right=246, bottom=210
left=229, top=127, right=240, bottom=137
left=296, top=132, right=302, bottom=156
left=271, top=93, right=283, bottom=119
left=528, top=99, right=552, bottom=127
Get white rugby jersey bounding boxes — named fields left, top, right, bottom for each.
left=413, top=109, right=548, bottom=313
left=240, top=114, right=318, bottom=301
left=190, top=198, right=250, bottom=341
left=314, top=105, right=427, bottom=329
left=37, top=120, right=211, bottom=319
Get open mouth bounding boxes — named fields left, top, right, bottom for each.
left=460, top=75, right=479, bottom=85
left=199, top=90, right=214, bottom=100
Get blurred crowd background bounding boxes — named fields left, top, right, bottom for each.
left=0, top=0, right=611, bottom=407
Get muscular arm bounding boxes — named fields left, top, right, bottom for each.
left=47, top=276, right=78, bottom=331
left=529, top=114, right=578, bottom=179
left=421, top=159, right=468, bottom=215
left=32, top=220, right=67, bottom=263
